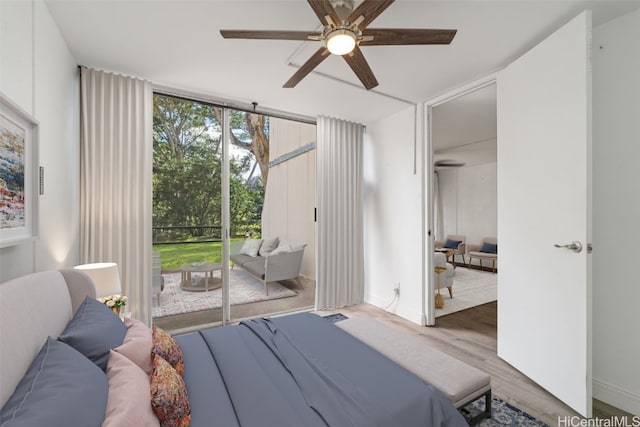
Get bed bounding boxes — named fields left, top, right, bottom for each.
left=0, top=269, right=467, bottom=426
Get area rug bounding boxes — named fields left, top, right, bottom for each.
left=152, top=268, right=297, bottom=318
left=461, top=395, right=549, bottom=426
left=436, top=267, right=497, bottom=317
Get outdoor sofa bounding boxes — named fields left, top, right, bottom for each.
left=230, top=237, right=306, bottom=295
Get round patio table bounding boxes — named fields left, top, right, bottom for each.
left=179, top=262, right=222, bottom=292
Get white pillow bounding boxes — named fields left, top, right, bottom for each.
left=240, top=238, right=263, bottom=257
left=270, top=243, right=292, bottom=256
left=259, top=237, right=280, bottom=257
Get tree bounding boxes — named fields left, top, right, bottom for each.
left=153, top=94, right=266, bottom=240
left=153, top=95, right=222, bottom=239
left=213, top=109, right=270, bottom=188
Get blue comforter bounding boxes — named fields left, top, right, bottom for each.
left=176, top=313, right=467, bottom=427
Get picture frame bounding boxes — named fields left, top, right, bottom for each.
left=0, top=92, right=39, bottom=248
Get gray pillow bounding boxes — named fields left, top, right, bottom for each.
left=259, top=237, right=280, bottom=257
left=240, top=238, right=263, bottom=257
left=0, top=337, right=108, bottom=427
left=59, top=296, right=127, bottom=371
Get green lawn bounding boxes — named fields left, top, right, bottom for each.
left=153, top=239, right=243, bottom=271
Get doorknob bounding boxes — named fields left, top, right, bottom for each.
left=554, top=241, right=583, bottom=253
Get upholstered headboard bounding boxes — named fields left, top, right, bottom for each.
left=0, top=269, right=96, bottom=407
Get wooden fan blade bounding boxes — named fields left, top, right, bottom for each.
left=220, top=30, right=320, bottom=41
left=360, top=28, right=457, bottom=46
left=348, top=0, right=395, bottom=29
left=343, top=46, right=379, bottom=90
left=283, top=47, right=330, bottom=88
left=307, top=0, right=340, bottom=26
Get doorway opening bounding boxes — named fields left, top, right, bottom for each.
left=429, top=82, right=497, bottom=319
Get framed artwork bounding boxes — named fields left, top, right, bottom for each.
left=0, top=92, right=39, bottom=248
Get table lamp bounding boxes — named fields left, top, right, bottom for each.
left=74, top=262, right=122, bottom=298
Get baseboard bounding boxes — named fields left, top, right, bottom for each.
left=364, top=293, right=424, bottom=326
left=365, top=292, right=391, bottom=311
left=593, top=378, right=640, bottom=416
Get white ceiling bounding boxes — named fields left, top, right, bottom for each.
left=45, top=0, right=640, bottom=124
left=433, top=83, right=497, bottom=167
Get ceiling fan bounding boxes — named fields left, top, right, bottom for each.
left=220, top=0, right=457, bottom=90
left=435, top=159, right=466, bottom=168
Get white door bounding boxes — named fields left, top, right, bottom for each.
left=497, top=11, right=592, bottom=417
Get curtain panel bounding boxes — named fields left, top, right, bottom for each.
left=80, top=67, right=153, bottom=325
left=434, top=171, right=444, bottom=241
left=316, top=116, right=365, bottom=309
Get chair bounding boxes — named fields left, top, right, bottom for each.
left=434, top=234, right=466, bottom=267
left=152, top=251, right=165, bottom=306
left=434, top=252, right=455, bottom=299
left=466, top=237, right=498, bottom=273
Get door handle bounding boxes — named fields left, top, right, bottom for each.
left=554, top=241, right=583, bottom=253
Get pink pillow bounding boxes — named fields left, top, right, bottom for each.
left=103, top=351, right=160, bottom=427
left=115, top=317, right=153, bottom=375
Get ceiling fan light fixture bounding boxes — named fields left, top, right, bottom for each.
left=326, top=29, right=357, bottom=55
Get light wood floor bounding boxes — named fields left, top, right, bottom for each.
left=317, top=302, right=632, bottom=426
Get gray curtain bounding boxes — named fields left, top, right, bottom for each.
left=315, top=116, right=364, bottom=309
left=80, top=67, right=153, bottom=325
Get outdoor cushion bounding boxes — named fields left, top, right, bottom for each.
left=242, top=258, right=267, bottom=279
left=230, top=253, right=258, bottom=267
left=58, top=296, right=127, bottom=371
left=240, top=238, right=263, bottom=257
left=259, top=237, right=279, bottom=257
left=270, top=244, right=292, bottom=256
left=444, top=239, right=462, bottom=249
left=480, top=242, right=498, bottom=254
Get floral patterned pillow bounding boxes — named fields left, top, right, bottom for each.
left=152, top=325, right=184, bottom=376
left=150, top=354, right=190, bottom=427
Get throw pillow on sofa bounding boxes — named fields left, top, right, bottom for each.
left=240, top=238, right=263, bottom=257
left=270, top=243, right=292, bottom=256
left=480, top=242, right=498, bottom=254
left=444, top=239, right=462, bottom=249
left=259, top=237, right=279, bottom=257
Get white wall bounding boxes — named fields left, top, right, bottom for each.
left=0, top=0, right=80, bottom=281
left=364, top=105, right=425, bottom=324
left=592, top=8, right=640, bottom=415
left=438, top=162, right=497, bottom=266
left=262, top=118, right=316, bottom=278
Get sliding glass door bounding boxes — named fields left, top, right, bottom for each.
left=151, top=93, right=317, bottom=332
left=151, top=94, right=225, bottom=330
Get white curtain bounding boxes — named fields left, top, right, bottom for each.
left=434, top=171, right=444, bottom=241
left=316, top=116, right=364, bottom=309
left=80, top=67, right=153, bottom=326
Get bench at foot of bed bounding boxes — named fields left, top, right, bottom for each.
left=336, top=316, right=492, bottom=425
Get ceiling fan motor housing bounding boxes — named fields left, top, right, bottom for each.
left=330, top=0, right=355, bottom=21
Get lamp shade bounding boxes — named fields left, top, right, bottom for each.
left=326, top=29, right=356, bottom=55
left=74, top=262, right=122, bottom=298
